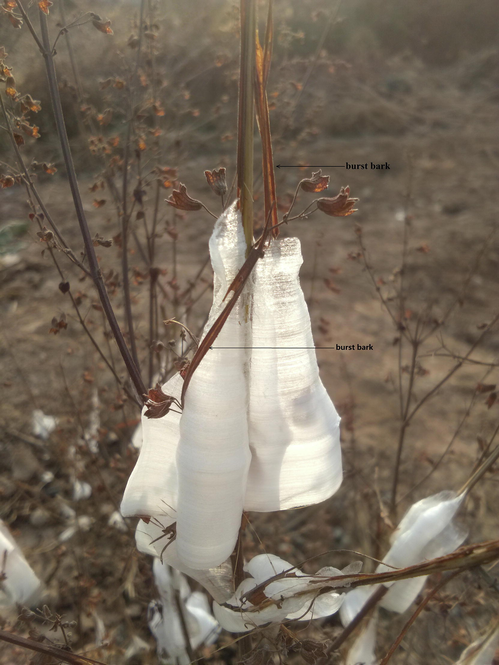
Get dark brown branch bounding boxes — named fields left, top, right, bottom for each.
left=379, top=570, right=461, bottom=665
left=0, top=629, right=107, bottom=665
left=37, top=10, right=146, bottom=400
left=327, top=586, right=387, bottom=654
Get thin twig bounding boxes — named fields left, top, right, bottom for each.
left=379, top=570, right=461, bottom=665
left=37, top=9, right=146, bottom=399
left=327, top=586, right=387, bottom=654
left=0, top=629, right=107, bottom=665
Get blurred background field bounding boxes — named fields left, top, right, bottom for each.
left=1, top=1, right=498, bottom=663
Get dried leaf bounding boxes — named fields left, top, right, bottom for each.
left=92, top=199, right=106, bottom=209
left=96, top=108, right=113, bottom=126
left=92, top=19, right=113, bottom=35
left=486, top=392, right=497, bottom=409
left=99, top=78, right=113, bottom=90
left=300, top=169, right=330, bottom=193
left=58, top=281, right=70, bottom=294
left=20, top=94, right=41, bottom=113
left=166, top=183, right=203, bottom=212
left=92, top=233, right=112, bottom=247
left=49, top=314, right=67, bottom=335
left=152, top=102, right=165, bottom=116
left=316, top=186, right=358, bottom=217
left=13, top=132, right=24, bottom=146
left=38, top=0, right=53, bottom=14
left=1, top=175, right=15, bottom=188
left=20, top=122, right=40, bottom=138
left=144, top=385, right=177, bottom=419
left=42, top=162, right=57, bottom=175
left=6, top=12, right=23, bottom=29
left=476, top=383, right=496, bottom=394
left=204, top=167, right=227, bottom=197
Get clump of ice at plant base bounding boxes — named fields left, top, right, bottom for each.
left=0, top=520, right=42, bottom=608
left=122, top=201, right=342, bottom=575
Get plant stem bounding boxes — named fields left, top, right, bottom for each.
left=237, top=0, right=256, bottom=252
left=38, top=9, right=146, bottom=400
left=379, top=570, right=461, bottom=665
left=327, top=586, right=387, bottom=654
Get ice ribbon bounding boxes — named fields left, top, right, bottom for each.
left=455, top=620, right=499, bottom=665
left=0, top=520, right=41, bottom=607
left=213, top=553, right=355, bottom=633
left=122, top=202, right=342, bottom=570
left=148, top=558, right=220, bottom=665
left=340, top=491, right=467, bottom=623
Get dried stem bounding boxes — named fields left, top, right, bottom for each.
left=0, top=629, right=106, bottom=665
left=327, top=586, right=387, bottom=654
left=237, top=0, right=256, bottom=252
left=37, top=7, right=146, bottom=399
left=379, top=570, right=461, bottom=665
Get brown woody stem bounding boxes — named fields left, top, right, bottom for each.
left=237, top=0, right=256, bottom=252
left=38, top=9, right=146, bottom=400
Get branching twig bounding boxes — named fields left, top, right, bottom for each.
left=36, top=8, right=146, bottom=399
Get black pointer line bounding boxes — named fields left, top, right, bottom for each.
left=210, top=346, right=338, bottom=349
left=276, top=164, right=344, bottom=169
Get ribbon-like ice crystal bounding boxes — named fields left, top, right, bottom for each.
left=122, top=202, right=342, bottom=570
left=148, top=558, right=220, bottom=664
left=341, top=490, right=467, bottom=663
left=213, top=553, right=357, bottom=633
left=0, top=520, right=41, bottom=607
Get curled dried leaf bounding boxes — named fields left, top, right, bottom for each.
left=96, top=108, right=113, bottom=126
left=92, top=233, right=112, bottom=247
left=316, top=186, right=358, bottom=217
left=300, top=169, right=329, bottom=193
left=476, top=383, right=496, bottom=394
left=1, top=175, right=15, bottom=188
left=20, top=94, right=41, bottom=113
left=38, top=0, right=53, bottom=14
left=42, top=162, right=57, bottom=175
left=205, top=167, right=227, bottom=197
left=20, top=122, right=40, bottom=139
left=92, top=18, right=113, bottom=35
left=143, top=385, right=178, bottom=419
left=166, top=183, right=203, bottom=212
left=6, top=12, right=23, bottom=29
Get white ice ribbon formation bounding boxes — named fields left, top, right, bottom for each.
left=0, top=520, right=42, bottom=607
left=122, top=202, right=342, bottom=570
left=341, top=490, right=466, bottom=626
left=213, top=553, right=358, bottom=633
left=148, top=558, right=219, bottom=664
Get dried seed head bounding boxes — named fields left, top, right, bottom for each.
left=204, top=167, right=227, bottom=197
left=316, top=186, right=358, bottom=217
left=166, top=183, right=203, bottom=212
left=300, top=170, right=330, bottom=193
